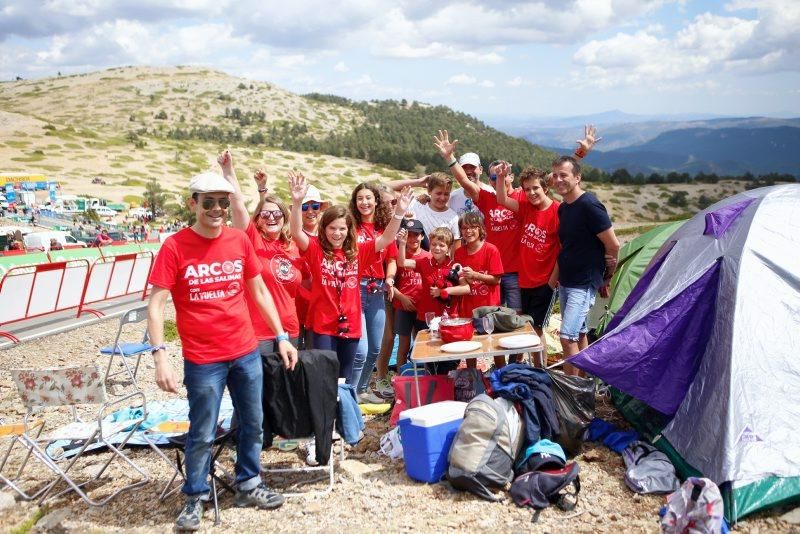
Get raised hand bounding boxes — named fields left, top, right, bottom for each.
left=217, top=149, right=234, bottom=175
left=576, top=124, right=602, bottom=153
left=397, top=228, right=408, bottom=246
left=288, top=171, right=308, bottom=204
left=254, top=169, right=269, bottom=191
left=433, top=130, right=459, bottom=161
left=395, top=186, right=414, bottom=215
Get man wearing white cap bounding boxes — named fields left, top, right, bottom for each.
left=147, top=171, right=298, bottom=530
left=447, top=151, right=493, bottom=216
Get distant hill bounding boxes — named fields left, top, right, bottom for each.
left=508, top=116, right=800, bottom=151
left=583, top=126, right=800, bottom=176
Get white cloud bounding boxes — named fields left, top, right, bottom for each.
left=447, top=74, right=477, bottom=85
left=571, top=1, right=799, bottom=88
left=333, top=61, right=349, bottom=72
left=479, top=80, right=495, bottom=88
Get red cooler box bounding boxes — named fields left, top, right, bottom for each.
left=398, top=401, right=467, bottom=483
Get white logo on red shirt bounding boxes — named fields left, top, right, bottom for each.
left=270, top=256, right=295, bottom=284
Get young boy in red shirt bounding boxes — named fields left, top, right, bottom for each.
left=397, top=226, right=470, bottom=374
left=390, top=219, right=430, bottom=373
left=453, top=211, right=505, bottom=368
left=147, top=171, right=298, bottom=531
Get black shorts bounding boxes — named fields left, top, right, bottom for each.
left=521, top=284, right=555, bottom=328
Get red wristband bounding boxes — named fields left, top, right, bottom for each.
left=441, top=288, right=449, bottom=299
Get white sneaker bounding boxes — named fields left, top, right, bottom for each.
left=304, top=440, right=319, bottom=466
left=374, top=377, right=394, bottom=399
left=358, top=391, right=384, bottom=404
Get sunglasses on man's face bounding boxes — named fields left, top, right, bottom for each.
left=302, top=203, right=321, bottom=212
left=259, top=210, right=283, bottom=220
left=201, top=197, right=231, bottom=210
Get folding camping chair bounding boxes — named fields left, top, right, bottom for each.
left=261, top=378, right=347, bottom=498
left=101, top=305, right=152, bottom=389
left=1, top=365, right=151, bottom=506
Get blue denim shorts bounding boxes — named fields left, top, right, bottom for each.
left=559, top=286, right=596, bottom=341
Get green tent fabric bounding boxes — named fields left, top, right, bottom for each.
left=592, top=220, right=685, bottom=336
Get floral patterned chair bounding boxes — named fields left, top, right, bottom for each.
left=0, top=364, right=151, bottom=506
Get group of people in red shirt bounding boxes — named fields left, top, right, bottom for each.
left=145, top=124, right=612, bottom=529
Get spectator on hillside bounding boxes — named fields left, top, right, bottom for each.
left=550, top=156, right=619, bottom=375
left=49, top=238, right=64, bottom=251
left=94, top=228, right=113, bottom=247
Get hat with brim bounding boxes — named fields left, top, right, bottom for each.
left=189, top=172, right=234, bottom=194
left=403, top=219, right=425, bottom=234
left=301, top=185, right=330, bottom=209
left=459, top=152, right=481, bottom=168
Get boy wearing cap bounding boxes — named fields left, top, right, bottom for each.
left=147, top=171, right=298, bottom=531
left=387, top=219, right=430, bottom=378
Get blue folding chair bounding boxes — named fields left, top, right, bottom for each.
left=101, top=305, right=152, bottom=390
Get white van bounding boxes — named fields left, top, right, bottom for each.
left=24, top=231, right=85, bottom=252
left=92, top=206, right=117, bottom=218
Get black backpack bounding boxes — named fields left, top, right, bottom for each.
left=510, top=462, right=581, bottom=523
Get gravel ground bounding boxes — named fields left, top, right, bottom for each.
left=0, top=305, right=796, bottom=533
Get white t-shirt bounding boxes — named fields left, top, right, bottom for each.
left=449, top=183, right=493, bottom=216
left=409, top=199, right=460, bottom=240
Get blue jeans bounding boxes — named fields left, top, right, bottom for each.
left=559, top=286, right=596, bottom=341
left=353, top=280, right=387, bottom=392
left=313, top=332, right=359, bottom=382
left=500, top=272, right=522, bottom=311
left=182, top=348, right=263, bottom=497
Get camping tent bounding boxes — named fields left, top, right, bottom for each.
left=570, top=185, right=800, bottom=522
left=588, top=220, right=686, bottom=336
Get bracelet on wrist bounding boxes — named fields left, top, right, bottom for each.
left=275, top=332, right=290, bottom=343
left=574, top=146, right=588, bottom=159
left=440, top=288, right=449, bottom=299
left=258, top=187, right=268, bottom=193
left=150, top=343, right=167, bottom=354
left=447, top=157, right=458, bottom=168
left=393, top=212, right=404, bottom=220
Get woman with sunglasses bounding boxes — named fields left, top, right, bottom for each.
left=348, top=182, right=398, bottom=403
left=289, top=172, right=413, bottom=385
left=219, top=150, right=303, bottom=353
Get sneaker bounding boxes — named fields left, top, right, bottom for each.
left=234, top=482, right=285, bottom=510
left=175, top=496, right=204, bottom=531
left=358, top=391, right=384, bottom=404
left=374, top=377, right=394, bottom=399
left=304, top=440, right=319, bottom=466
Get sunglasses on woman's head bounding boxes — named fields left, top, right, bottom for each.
left=302, top=203, right=321, bottom=211
left=201, top=197, right=231, bottom=210
left=259, top=210, right=283, bottom=220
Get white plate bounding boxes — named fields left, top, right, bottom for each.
left=498, top=334, right=541, bottom=349
left=440, top=341, right=482, bottom=353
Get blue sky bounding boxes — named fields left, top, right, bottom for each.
left=1, top=1, right=798, bottom=121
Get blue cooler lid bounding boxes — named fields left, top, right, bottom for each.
left=398, top=401, right=467, bottom=427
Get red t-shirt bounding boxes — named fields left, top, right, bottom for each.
left=297, top=233, right=317, bottom=329
left=476, top=188, right=525, bottom=273
left=517, top=200, right=561, bottom=288
left=302, top=239, right=377, bottom=338
left=454, top=241, right=504, bottom=317
left=357, top=222, right=397, bottom=279
left=414, top=255, right=462, bottom=321
left=244, top=222, right=303, bottom=339
left=148, top=226, right=261, bottom=364
left=393, top=248, right=431, bottom=311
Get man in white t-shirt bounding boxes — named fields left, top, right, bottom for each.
left=448, top=152, right=493, bottom=216
left=392, top=172, right=460, bottom=247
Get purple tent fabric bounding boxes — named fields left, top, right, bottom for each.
left=606, top=241, right=676, bottom=333
left=704, top=198, right=755, bottom=238
left=569, top=260, right=721, bottom=415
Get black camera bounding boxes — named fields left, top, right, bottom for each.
left=445, top=263, right=462, bottom=285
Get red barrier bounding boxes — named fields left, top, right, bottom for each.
left=0, top=249, right=27, bottom=256
left=77, top=251, right=154, bottom=318
left=0, top=259, right=91, bottom=343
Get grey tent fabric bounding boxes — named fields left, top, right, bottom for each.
left=571, top=185, right=800, bottom=491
